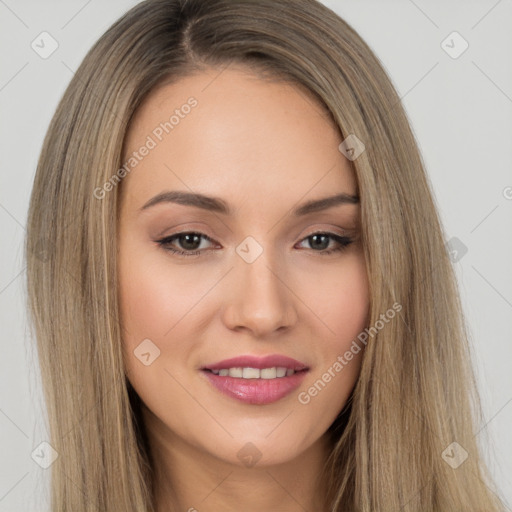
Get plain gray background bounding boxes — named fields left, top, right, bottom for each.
left=1, top=0, right=511, bottom=510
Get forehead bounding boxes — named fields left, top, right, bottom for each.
left=121, top=66, right=357, bottom=211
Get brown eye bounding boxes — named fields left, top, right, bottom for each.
left=297, top=232, right=353, bottom=255
left=156, top=232, right=216, bottom=257
left=174, top=233, right=202, bottom=251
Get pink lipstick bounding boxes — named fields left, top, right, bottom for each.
left=200, top=354, right=309, bottom=405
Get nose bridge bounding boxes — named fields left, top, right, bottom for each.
left=223, top=237, right=297, bottom=334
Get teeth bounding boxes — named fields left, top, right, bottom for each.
left=228, top=367, right=243, bottom=378
left=242, top=367, right=260, bottom=379
left=260, top=368, right=277, bottom=379
left=210, top=366, right=296, bottom=379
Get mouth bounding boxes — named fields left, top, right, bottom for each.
left=200, top=354, right=309, bottom=405
left=202, top=366, right=307, bottom=379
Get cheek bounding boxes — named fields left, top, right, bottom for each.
left=118, top=240, right=189, bottom=380
left=118, top=242, right=214, bottom=345
left=297, top=251, right=369, bottom=406
left=306, top=250, right=370, bottom=349
left=118, top=260, right=170, bottom=350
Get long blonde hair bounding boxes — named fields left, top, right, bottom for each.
left=25, top=0, right=503, bottom=510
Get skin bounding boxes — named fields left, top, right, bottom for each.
left=118, top=65, right=370, bottom=512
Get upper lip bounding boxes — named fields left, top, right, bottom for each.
left=201, top=354, right=309, bottom=371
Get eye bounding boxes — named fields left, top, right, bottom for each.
left=296, top=231, right=353, bottom=255
left=156, top=232, right=216, bottom=257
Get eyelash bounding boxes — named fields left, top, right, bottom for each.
left=155, top=231, right=353, bottom=258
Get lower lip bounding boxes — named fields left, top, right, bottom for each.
left=201, top=370, right=308, bottom=405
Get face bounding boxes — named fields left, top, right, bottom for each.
left=118, top=66, right=369, bottom=469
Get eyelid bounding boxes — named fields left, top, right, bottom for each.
left=301, top=226, right=349, bottom=238
left=153, top=222, right=216, bottom=240
left=298, top=224, right=357, bottom=243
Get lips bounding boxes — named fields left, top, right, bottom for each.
left=200, top=354, right=309, bottom=405
left=201, top=354, right=309, bottom=372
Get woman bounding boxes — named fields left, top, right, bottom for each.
left=25, top=0, right=504, bottom=510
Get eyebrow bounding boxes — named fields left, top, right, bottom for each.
left=140, top=190, right=359, bottom=216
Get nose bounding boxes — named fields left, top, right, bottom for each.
left=222, top=249, right=298, bottom=337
